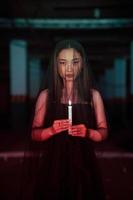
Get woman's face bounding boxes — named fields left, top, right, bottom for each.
left=57, top=48, right=82, bottom=82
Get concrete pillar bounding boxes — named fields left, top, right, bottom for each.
left=103, top=68, right=115, bottom=99
left=130, top=41, right=133, bottom=95
left=10, top=40, right=27, bottom=98
left=29, top=57, right=42, bottom=99
left=114, top=57, right=126, bottom=99
left=10, top=39, right=27, bottom=130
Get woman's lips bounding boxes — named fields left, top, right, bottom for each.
left=66, top=74, right=73, bottom=78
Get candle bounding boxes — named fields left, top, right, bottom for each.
left=68, top=100, right=72, bottom=122
left=68, top=100, right=72, bottom=134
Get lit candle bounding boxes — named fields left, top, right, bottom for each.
left=68, top=100, right=72, bottom=134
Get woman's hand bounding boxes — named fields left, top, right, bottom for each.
left=69, top=124, right=87, bottom=138
left=51, top=119, right=70, bottom=135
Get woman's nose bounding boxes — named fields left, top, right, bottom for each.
left=67, top=62, right=72, bottom=71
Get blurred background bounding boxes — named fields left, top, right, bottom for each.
left=0, top=0, right=133, bottom=199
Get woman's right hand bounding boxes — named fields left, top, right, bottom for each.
left=51, top=119, right=70, bottom=135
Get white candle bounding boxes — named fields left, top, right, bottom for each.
left=68, top=100, right=72, bottom=134
left=68, top=100, right=72, bottom=123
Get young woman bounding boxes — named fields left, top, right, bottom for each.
left=30, top=40, right=108, bottom=200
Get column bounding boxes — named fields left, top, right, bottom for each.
left=29, top=57, right=42, bottom=99
left=114, top=57, right=126, bottom=99
left=10, top=39, right=27, bottom=130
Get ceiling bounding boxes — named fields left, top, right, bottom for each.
left=0, top=0, right=133, bottom=75
left=1, top=0, right=133, bottom=18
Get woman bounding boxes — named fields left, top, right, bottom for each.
left=30, top=40, right=108, bottom=200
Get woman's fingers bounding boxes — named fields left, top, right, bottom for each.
left=52, top=119, right=70, bottom=134
left=70, top=124, right=87, bottom=137
left=52, top=121, right=87, bottom=137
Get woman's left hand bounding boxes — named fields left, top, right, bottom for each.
left=69, top=124, right=87, bottom=137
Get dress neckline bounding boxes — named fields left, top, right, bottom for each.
left=60, top=101, right=89, bottom=105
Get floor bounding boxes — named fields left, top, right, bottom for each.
left=0, top=128, right=133, bottom=200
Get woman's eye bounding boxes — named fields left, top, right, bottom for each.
left=73, top=61, right=79, bottom=65
left=59, top=61, right=66, bottom=65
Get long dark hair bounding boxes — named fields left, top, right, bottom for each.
left=45, top=39, right=94, bottom=104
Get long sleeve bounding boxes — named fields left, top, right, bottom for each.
left=88, top=90, right=108, bottom=142
left=31, top=90, right=54, bottom=141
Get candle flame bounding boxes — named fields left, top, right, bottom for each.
left=68, top=100, right=72, bottom=105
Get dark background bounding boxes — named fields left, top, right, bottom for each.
left=0, top=0, right=133, bottom=199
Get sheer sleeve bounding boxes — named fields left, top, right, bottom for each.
left=93, top=89, right=107, bottom=130
left=32, top=90, right=48, bottom=128
left=31, top=90, right=51, bottom=141
left=89, top=89, right=108, bottom=142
